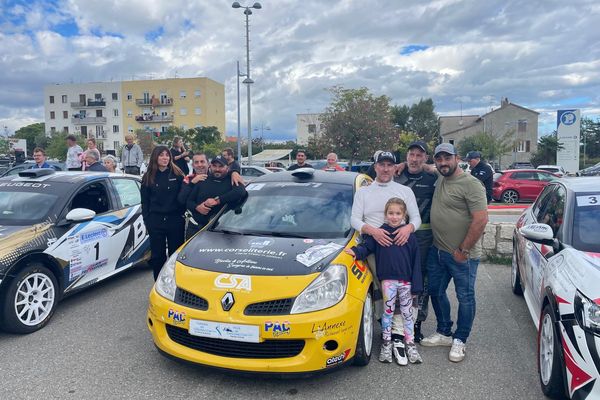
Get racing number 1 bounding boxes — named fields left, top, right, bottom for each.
left=94, top=242, right=100, bottom=260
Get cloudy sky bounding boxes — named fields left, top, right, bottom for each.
left=1, top=0, right=599, bottom=141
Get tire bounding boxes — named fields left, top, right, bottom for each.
left=502, top=189, right=519, bottom=204
left=511, top=240, right=523, bottom=295
left=0, top=263, right=59, bottom=334
left=353, top=290, right=373, bottom=366
left=538, top=304, right=567, bottom=399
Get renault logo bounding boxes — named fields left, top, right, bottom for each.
left=221, top=292, right=235, bottom=311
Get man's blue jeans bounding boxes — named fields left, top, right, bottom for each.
left=427, top=246, right=479, bottom=343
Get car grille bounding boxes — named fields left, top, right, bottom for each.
left=174, top=288, right=208, bottom=311
left=244, top=298, right=294, bottom=315
left=166, top=325, right=305, bottom=359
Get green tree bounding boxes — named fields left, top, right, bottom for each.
left=456, top=131, right=513, bottom=166
left=530, top=132, right=564, bottom=166
left=391, top=98, right=439, bottom=144
left=14, top=122, right=46, bottom=155
left=581, top=117, right=600, bottom=167
left=320, top=86, right=396, bottom=166
left=0, top=138, right=9, bottom=155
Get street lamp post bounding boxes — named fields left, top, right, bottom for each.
left=254, top=122, right=271, bottom=151
left=232, top=2, right=262, bottom=164
left=236, top=61, right=247, bottom=162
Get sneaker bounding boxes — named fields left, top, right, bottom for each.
left=393, top=339, right=408, bottom=366
left=406, top=343, right=423, bottom=364
left=379, top=342, right=393, bottom=363
left=420, top=332, right=453, bottom=347
left=449, top=339, right=466, bottom=362
left=414, top=322, right=424, bottom=343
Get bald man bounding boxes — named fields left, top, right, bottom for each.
left=323, top=152, right=345, bottom=171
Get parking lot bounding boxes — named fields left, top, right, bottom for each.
left=0, top=262, right=546, bottom=400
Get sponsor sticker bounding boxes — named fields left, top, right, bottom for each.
left=303, top=239, right=314, bottom=244
left=325, top=349, right=351, bottom=368
left=167, top=309, right=186, bottom=325
left=246, top=183, right=266, bottom=191
left=214, top=273, right=252, bottom=291
left=576, top=195, right=600, bottom=207
left=351, top=260, right=367, bottom=283
left=312, top=320, right=349, bottom=339
left=296, top=243, right=343, bottom=267
left=79, top=228, right=109, bottom=244
left=264, top=321, right=291, bottom=337
left=249, top=238, right=274, bottom=248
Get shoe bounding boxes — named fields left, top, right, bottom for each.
left=414, top=322, right=424, bottom=343
left=379, top=342, right=393, bottom=363
left=393, top=339, right=408, bottom=366
left=406, top=343, right=423, bottom=364
left=420, top=332, right=453, bottom=347
left=449, top=339, right=466, bottom=362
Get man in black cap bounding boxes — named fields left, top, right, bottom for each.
left=185, top=155, right=247, bottom=238
left=465, top=151, right=494, bottom=203
left=393, top=140, right=437, bottom=343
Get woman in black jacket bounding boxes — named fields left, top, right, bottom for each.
left=141, top=145, right=185, bottom=280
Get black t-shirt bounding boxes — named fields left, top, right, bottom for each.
left=171, top=147, right=190, bottom=175
left=228, top=160, right=241, bottom=174
left=394, top=168, right=437, bottom=225
left=470, top=162, right=494, bottom=201
left=288, top=163, right=313, bottom=171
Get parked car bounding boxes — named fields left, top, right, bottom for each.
left=537, top=165, right=567, bottom=177
left=509, top=162, right=535, bottom=169
left=511, top=177, right=600, bottom=399
left=576, top=162, right=600, bottom=177
left=240, top=165, right=273, bottom=183
left=0, top=161, right=66, bottom=177
left=492, top=169, right=560, bottom=203
left=147, top=169, right=375, bottom=374
left=0, top=169, right=150, bottom=333
left=349, top=162, right=373, bottom=174
left=265, top=167, right=286, bottom=173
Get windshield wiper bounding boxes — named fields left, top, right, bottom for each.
left=211, top=228, right=243, bottom=235
left=269, top=232, right=311, bottom=239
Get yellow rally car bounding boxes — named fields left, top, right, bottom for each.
left=147, top=169, right=374, bottom=374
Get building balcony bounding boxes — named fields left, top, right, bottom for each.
left=71, top=100, right=106, bottom=108
left=135, top=97, right=173, bottom=106
left=135, top=115, right=173, bottom=123
left=72, top=116, right=107, bottom=125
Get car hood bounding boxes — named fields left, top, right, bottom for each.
left=552, top=248, right=600, bottom=299
left=178, top=230, right=350, bottom=276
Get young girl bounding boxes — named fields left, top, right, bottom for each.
left=345, top=197, right=423, bottom=365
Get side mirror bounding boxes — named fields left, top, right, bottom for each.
left=519, top=223, right=556, bottom=247
left=65, top=208, right=96, bottom=222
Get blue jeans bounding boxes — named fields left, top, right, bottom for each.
left=427, top=246, right=479, bottom=343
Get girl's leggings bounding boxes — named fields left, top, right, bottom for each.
left=381, top=279, right=414, bottom=342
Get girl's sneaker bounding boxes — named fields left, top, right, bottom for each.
left=393, top=339, right=408, bottom=366
left=379, top=341, right=393, bottom=363
left=406, top=343, right=423, bottom=364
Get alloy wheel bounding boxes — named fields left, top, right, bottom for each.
left=363, top=292, right=373, bottom=356
left=14, top=273, right=56, bottom=326
left=539, top=313, right=554, bottom=385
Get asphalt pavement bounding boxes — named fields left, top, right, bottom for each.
left=0, top=263, right=546, bottom=400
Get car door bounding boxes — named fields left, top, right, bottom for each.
left=525, top=185, right=566, bottom=319
left=509, top=171, right=538, bottom=200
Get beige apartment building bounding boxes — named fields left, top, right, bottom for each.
left=44, top=77, right=225, bottom=154
left=439, top=98, right=539, bottom=169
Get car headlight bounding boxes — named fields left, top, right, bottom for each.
left=154, top=251, right=178, bottom=301
left=291, top=264, right=347, bottom=314
left=575, top=290, right=600, bottom=335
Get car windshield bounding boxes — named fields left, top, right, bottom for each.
left=211, top=182, right=353, bottom=238
left=0, top=190, right=59, bottom=225
left=572, top=192, right=600, bottom=253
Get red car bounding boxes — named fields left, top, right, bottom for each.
left=492, top=169, right=559, bottom=203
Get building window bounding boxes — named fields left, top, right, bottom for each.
left=50, top=127, right=56, bottom=134
left=180, top=108, right=187, bottom=116
left=113, top=109, right=119, bottom=117
left=308, top=124, right=316, bottom=134
left=194, top=89, right=201, bottom=98
left=94, top=93, right=102, bottom=100
left=516, top=141, right=526, bottom=153
left=64, top=127, right=69, bottom=133
left=526, top=140, right=531, bottom=152
left=50, top=111, right=55, bottom=119
left=449, top=139, right=455, bottom=145
left=63, top=111, right=68, bottom=119
left=128, top=125, right=133, bottom=133
left=180, top=90, right=186, bottom=99
left=127, top=93, right=132, bottom=101
left=518, top=120, right=527, bottom=133
left=127, top=109, right=132, bottom=117
left=112, top=92, right=118, bottom=101
left=96, top=109, right=103, bottom=117
left=161, top=126, right=168, bottom=133
left=114, top=141, right=120, bottom=150
left=113, top=125, right=119, bottom=133
left=61, top=95, right=67, bottom=103
left=49, top=96, right=55, bottom=104
left=194, top=107, right=201, bottom=115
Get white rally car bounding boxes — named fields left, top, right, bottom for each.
left=512, top=177, right=600, bottom=399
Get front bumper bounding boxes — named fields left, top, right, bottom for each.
left=147, top=287, right=364, bottom=373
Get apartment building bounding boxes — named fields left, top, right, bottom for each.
left=296, top=113, right=324, bottom=146
left=44, top=77, right=225, bottom=154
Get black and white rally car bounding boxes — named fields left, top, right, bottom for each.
left=0, top=169, right=149, bottom=333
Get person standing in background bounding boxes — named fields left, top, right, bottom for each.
left=65, top=134, right=83, bottom=171
left=141, top=146, right=186, bottom=280
left=121, top=134, right=144, bottom=175
left=465, top=151, right=494, bottom=204
left=170, top=136, right=190, bottom=176
left=80, top=138, right=98, bottom=171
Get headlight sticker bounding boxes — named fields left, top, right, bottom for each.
left=296, top=243, right=343, bottom=267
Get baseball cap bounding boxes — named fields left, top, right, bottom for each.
left=407, top=140, right=428, bottom=153
left=211, top=155, right=228, bottom=166
left=465, top=151, right=482, bottom=160
left=373, top=150, right=383, bottom=162
left=376, top=151, right=396, bottom=164
left=433, top=143, right=457, bottom=157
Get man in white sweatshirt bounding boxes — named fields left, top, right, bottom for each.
left=351, top=150, right=421, bottom=364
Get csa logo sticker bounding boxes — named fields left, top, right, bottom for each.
left=351, top=260, right=367, bottom=283
left=325, top=349, right=351, bottom=368
left=167, top=309, right=186, bottom=325
left=264, top=321, right=291, bottom=337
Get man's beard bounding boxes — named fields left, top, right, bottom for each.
left=438, top=164, right=457, bottom=177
